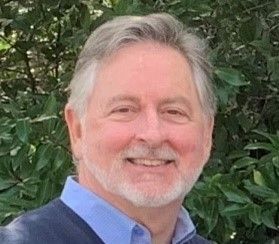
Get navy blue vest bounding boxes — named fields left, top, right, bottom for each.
left=0, top=199, right=211, bottom=244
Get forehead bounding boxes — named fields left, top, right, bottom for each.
left=96, top=42, right=192, bottom=85
left=99, top=41, right=191, bottom=77
left=88, top=41, right=199, bottom=108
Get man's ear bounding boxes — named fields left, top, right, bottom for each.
left=64, top=104, right=83, bottom=160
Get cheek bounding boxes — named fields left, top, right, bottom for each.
left=85, top=123, right=134, bottom=155
left=170, top=127, right=205, bottom=158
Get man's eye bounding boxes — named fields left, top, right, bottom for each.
left=166, top=109, right=184, bottom=115
left=112, top=107, right=134, bottom=113
left=162, top=108, right=190, bottom=123
left=165, top=109, right=185, bottom=116
left=109, top=106, right=138, bottom=121
left=111, top=106, right=139, bottom=115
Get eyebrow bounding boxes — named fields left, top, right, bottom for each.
left=106, top=95, right=192, bottom=108
left=159, top=96, right=192, bottom=108
left=159, top=96, right=194, bottom=115
left=106, top=95, right=140, bottom=108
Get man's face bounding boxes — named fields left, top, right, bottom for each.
left=67, top=42, right=213, bottom=207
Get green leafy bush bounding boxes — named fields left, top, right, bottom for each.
left=0, top=0, right=278, bottom=243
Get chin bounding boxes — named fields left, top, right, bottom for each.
left=83, top=155, right=203, bottom=208
left=107, top=176, right=194, bottom=208
left=118, top=188, right=185, bottom=208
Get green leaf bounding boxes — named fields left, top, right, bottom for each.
left=80, top=3, right=91, bottom=30
left=219, top=185, right=252, bottom=204
left=220, top=204, right=250, bottom=217
left=259, top=153, right=278, bottom=165
left=228, top=150, right=249, bottom=160
left=248, top=204, right=262, bottom=225
left=11, top=145, right=30, bottom=171
left=0, top=179, right=16, bottom=192
left=204, top=199, right=218, bottom=233
left=244, top=143, right=275, bottom=152
left=0, top=196, right=36, bottom=209
left=250, top=40, right=271, bottom=57
left=35, top=144, right=53, bottom=171
left=272, top=156, right=279, bottom=169
left=268, top=10, right=279, bottom=18
left=216, top=87, right=229, bottom=106
left=15, top=41, right=34, bottom=50
left=214, top=67, right=248, bottom=86
left=16, top=119, right=31, bottom=143
left=210, top=173, right=223, bottom=184
left=0, top=40, right=11, bottom=51
left=110, top=0, right=120, bottom=5
left=237, top=112, right=253, bottom=132
left=53, top=148, right=67, bottom=171
left=267, top=56, right=279, bottom=81
left=0, top=202, right=20, bottom=214
left=36, top=179, right=52, bottom=205
left=232, top=156, right=257, bottom=169
left=239, top=18, right=257, bottom=42
left=10, top=17, right=30, bottom=32
left=262, top=209, right=278, bottom=230
left=244, top=183, right=277, bottom=199
left=18, top=179, right=38, bottom=198
left=214, top=125, right=228, bottom=151
left=188, top=196, right=205, bottom=219
left=0, top=18, right=13, bottom=28
left=253, top=170, right=267, bottom=186
left=43, top=94, right=58, bottom=116
left=252, top=130, right=279, bottom=148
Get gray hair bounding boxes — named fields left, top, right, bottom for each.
left=67, top=13, right=217, bottom=118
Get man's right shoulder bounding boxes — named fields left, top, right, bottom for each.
left=0, top=199, right=64, bottom=244
left=0, top=198, right=104, bottom=244
left=0, top=216, right=34, bottom=244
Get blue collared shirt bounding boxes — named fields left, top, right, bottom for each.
left=60, top=176, right=196, bottom=244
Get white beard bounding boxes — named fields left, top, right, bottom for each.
left=82, top=144, right=205, bottom=207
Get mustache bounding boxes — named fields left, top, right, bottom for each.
left=121, top=144, right=178, bottom=161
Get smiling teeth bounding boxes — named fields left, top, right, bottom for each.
left=130, top=159, right=168, bottom=166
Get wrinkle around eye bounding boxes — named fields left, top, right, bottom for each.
left=161, top=108, right=191, bottom=123
left=108, top=105, right=139, bottom=121
left=111, top=106, right=138, bottom=114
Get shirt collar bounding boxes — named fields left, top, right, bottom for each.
left=172, top=207, right=196, bottom=243
left=60, top=176, right=196, bottom=244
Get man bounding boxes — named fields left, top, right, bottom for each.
left=0, top=13, right=216, bottom=244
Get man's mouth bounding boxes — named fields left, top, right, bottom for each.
left=126, top=158, right=174, bottom=166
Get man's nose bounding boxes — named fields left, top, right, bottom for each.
left=135, top=110, right=166, bottom=147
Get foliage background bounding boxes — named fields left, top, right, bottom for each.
left=0, top=0, right=278, bottom=243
